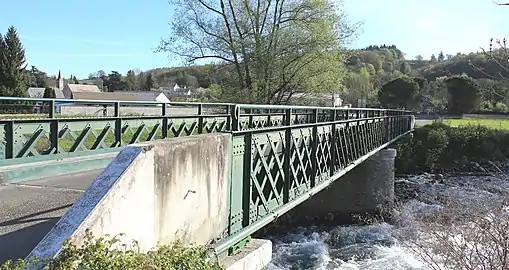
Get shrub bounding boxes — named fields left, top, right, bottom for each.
left=395, top=122, right=509, bottom=173
left=494, top=102, right=509, bottom=113
left=0, top=230, right=222, bottom=270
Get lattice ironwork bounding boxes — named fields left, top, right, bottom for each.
left=229, top=112, right=413, bottom=235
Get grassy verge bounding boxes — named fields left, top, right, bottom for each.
left=0, top=231, right=222, bottom=270
left=441, top=118, right=509, bottom=130
left=395, top=122, right=509, bottom=173
left=33, top=126, right=203, bottom=154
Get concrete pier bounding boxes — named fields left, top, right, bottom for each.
left=290, top=148, right=398, bottom=223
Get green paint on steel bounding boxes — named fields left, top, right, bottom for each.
left=213, top=108, right=413, bottom=257
left=0, top=147, right=121, bottom=167
left=0, top=97, right=411, bottom=162
left=0, top=152, right=117, bottom=184
left=229, top=236, right=252, bottom=255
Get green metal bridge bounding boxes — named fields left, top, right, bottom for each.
left=0, top=97, right=414, bottom=262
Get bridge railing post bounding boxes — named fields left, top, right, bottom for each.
left=246, top=109, right=253, bottom=129
left=3, top=121, right=14, bottom=159
left=114, top=102, right=122, bottom=147
left=161, top=103, right=168, bottom=139
left=283, top=108, right=292, bottom=203
left=230, top=105, right=240, bottom=131
left=197, top=104, right=204, bottom=134
left=49, top=100, right=59, bottom=154
left=311, top=108, right=318, bottom=188
left=329, top=108, right=337, bottom=176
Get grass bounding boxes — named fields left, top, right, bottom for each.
left=33, top=126, right=202, bottom=154
left=440, top=118, right=509, bottom=130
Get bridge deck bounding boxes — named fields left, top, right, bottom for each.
left=0, top=170, right=101, bottom=263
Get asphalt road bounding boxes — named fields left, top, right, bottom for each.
left=0, top=170, right=102, bottom=264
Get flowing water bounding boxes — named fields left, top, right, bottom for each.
left=265, top=173, right=509, bottom=270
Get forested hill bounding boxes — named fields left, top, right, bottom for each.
left=136, top=44, right=506, bottom=92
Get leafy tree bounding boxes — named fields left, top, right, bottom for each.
left=145, top=72, right=158, bottom=91
left=72, top=75, right=79, bottom=84
left=399, top=62, right=411, bottom=74
left=378, top=77, right=421, bottom=109
left=158, top=0, right=357, bottom=104
left=200, top=83, right=222, bottom=101
left=444, top=75, right=480, bottom=114
left=438, top=51, right=445, bottom=62
left=103, top=71, right=125, bottom=91
left=43, top=87, right=56, bottom=98
left=125, top=70, right=138, bottom=91
left=28, top=65, right=48, bottom=87
left=344, top=67, right=374, bottom=106
left=0, top=26, right=28, bottom=97
left=96, top=70, right=106, bottom=78
left=430, top=54, right=437, bottom=63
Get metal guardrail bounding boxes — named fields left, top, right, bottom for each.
left=212, top=104, right=414, bottom=257
left=0, top=96, right=411, bottom=163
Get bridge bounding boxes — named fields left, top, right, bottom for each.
left=0, top=97, right=414, bottom=269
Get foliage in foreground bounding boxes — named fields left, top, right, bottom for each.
left=395, top=122, right=509, bottom=173
left=0, top=230, right=222, bottom=270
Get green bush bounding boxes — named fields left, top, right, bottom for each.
left=493, top=102, right=509, bottom=113
left=395, top=122, right=509, bottom=173
left=0, top=230, right=222, bottom=270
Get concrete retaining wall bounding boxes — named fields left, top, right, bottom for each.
left=28, top=133, right=231, bottom=260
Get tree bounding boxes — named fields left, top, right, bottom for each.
left=430, top=54, right=437, bottom=63
left=378, top=77, right=421, bottom=109
left=125, top=70, right=138, bottom=91
left=145, top=72, right=158, bottom=91
left=157, top=0, right=357, bottom=104
left=437, top=51, right=445, bottom=62
left=103, top=71, right=125, bottom=91
left=399, top=62, right=410, bottom=74
left=444, top=75, right=480, bottom=114
left=43, top=87, right=56, bottom=98
left=29, top=65, right=48, bottom=88
left=0, top=26, right=28, bottom=97
left=343, top=67, right=374, bottom=106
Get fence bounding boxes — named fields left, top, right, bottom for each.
left=0, top=97, right=412, bottom=163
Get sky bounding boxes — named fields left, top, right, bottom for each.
left=0, top=0, right=506, bottom=79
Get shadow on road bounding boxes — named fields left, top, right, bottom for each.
left=0, top=204, right=73, bottom=264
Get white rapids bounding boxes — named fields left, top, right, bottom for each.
left=265, top=173, right=509, bottom=270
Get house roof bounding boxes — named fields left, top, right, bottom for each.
left=27, top=87, right=65, bottom=98
left=66, top=84, right=101, bottom=93
left=72, top=92, right=141, bottom=101
left=112, top=91, right=168, bottom=101
left=72, top=91, right=170, bottom=102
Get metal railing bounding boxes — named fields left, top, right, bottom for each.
left=212, top=103, right=414, bottom=256
left=0, top=96, right=411, bottom=163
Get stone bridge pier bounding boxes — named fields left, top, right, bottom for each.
left=278, top=148, right=398, bottom=225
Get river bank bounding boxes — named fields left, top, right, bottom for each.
left=395, top=122, right=509, bottom=174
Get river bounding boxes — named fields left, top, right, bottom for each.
left=263, top=172, right=509, bottom=270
